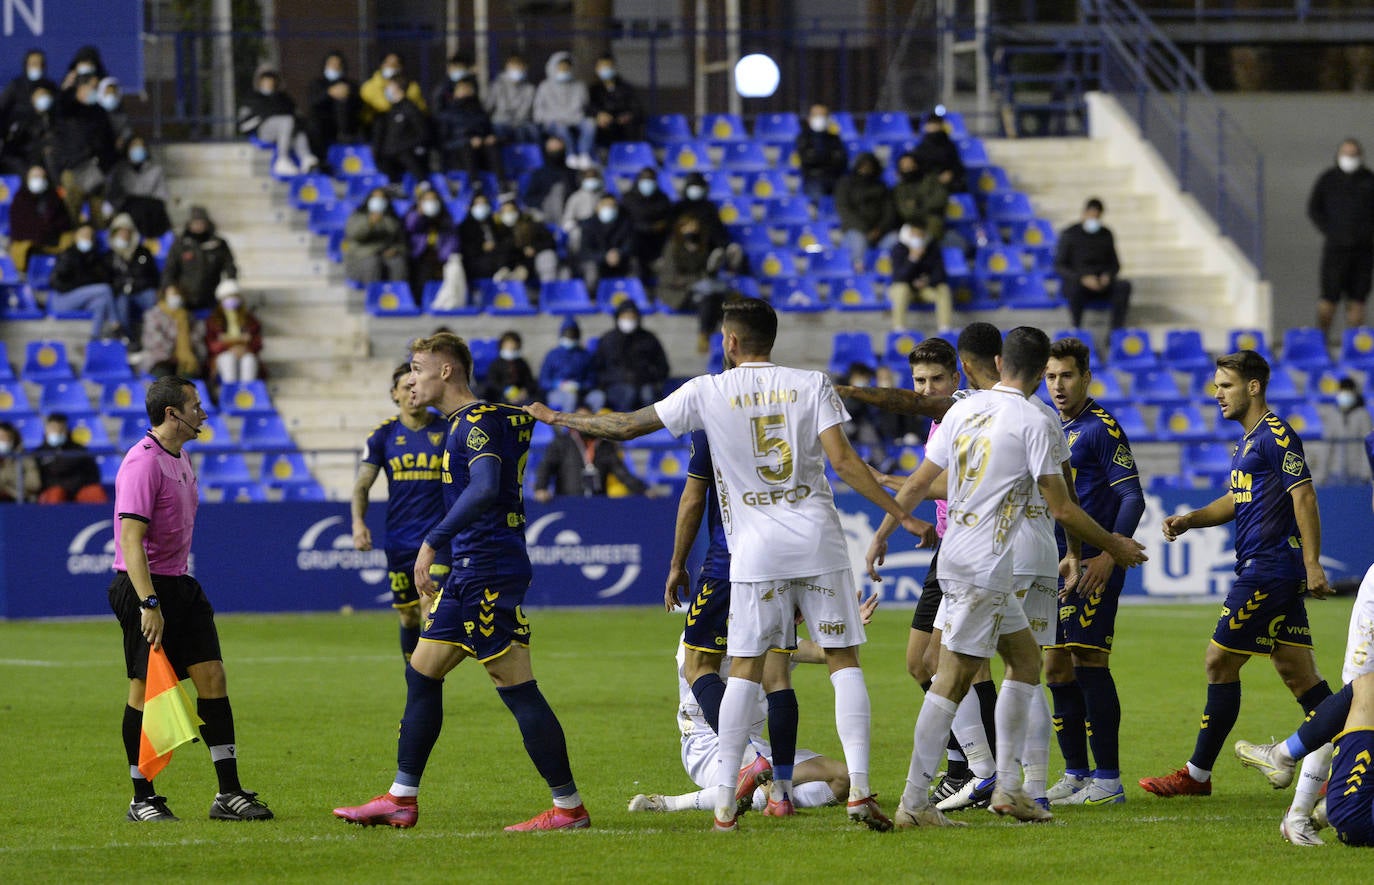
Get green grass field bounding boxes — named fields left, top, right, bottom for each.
left=1, top=599, right=1368, bottom=882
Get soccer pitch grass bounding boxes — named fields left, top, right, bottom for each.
left=1, top=599, right=1368, bottom=882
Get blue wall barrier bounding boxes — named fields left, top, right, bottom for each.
left=0, top=0, right=144, bottom=91
left=2, top=487, right=1370, bottom=620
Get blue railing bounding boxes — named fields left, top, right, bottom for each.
left=1081, top=0, right=1265, bottom=274
left=1139, top=1, right=1374, bottom=22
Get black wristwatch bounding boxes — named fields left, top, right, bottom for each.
left=139, top=595, right=160, bottom=611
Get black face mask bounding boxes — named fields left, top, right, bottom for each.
left=900, top=170, right=919, bottom=182
left=546, top=151, right=566, bottom=166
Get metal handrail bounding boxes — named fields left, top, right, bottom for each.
left=1082, top=0, right=1265, bottom=274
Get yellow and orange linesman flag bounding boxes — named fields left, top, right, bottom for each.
left=137, top=646, right=204, bottom=780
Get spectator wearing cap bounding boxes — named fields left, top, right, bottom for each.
left=912, top=109, right=965, bottom=192
left=592, top=302, right=669, bottom=411
left=205, top=281, right=262, bottom=387
left=106, top=137, right=172, bottom=237
left=6, top=164, right=73, bottom=271
left=795, top=103, right=849, bottom=199
left=538, top=318, right=601, bottom=413
left=33, top=412, right=106, bottom=504
left=105, top=212, right=161, bottom=344
left=163, top=206, right=238, bottom=311
left=237, top=66, right=319, bottom=177
left=480, top=331, right=537, bottom=406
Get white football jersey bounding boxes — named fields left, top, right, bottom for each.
left=1013, top=396, right=1070, bottom=577
left=926, top=384, right=1063, bottom=589
left=655, top=363, right=851, bottom=582
left=675, top=642, right=763, bottom=739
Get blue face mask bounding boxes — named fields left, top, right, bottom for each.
left=559, top=337, right=577, bottom=349
left=45, top=432, right=66, bottom=447
left=129, top=146, right=148, bottom=164
left=636, top=178, right=657, bottom=196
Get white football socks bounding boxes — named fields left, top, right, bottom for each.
left=995, top=680, right=1036, bottom=791
left=902, top=693, right=959, bottom=809
left=1021, top=685, right=1052, bottom=800
left=952, top=691, right=996, bottom=779
left=1291, top=743, right=1333, bottom=818
left=830, top=667, right=872, bottom=798
left=713, top=678, right=762, bottom=819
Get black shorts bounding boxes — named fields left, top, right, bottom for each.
left=1320, top=244, right=1374, bottom=303
left=110, top=572, right=222, bottom=680
left=911, top=543, right=943, bottom=633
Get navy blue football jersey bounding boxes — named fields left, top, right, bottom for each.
left=362, top=414, right=448, bottom=556
left=687, top=429, right=731, bottom=583
left=1230, top=411, right=1311, bottom=578
left=441, top=402, right=533, bottom=570
left=1057, top=399, right=1143, bottom=558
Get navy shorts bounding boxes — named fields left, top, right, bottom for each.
left=682, top=574, right=731, bottom=654
left=110, top=572, right=222, bottom=680
left=1054, top=566, right=1126, bottom=653
left=910, top=544, right=942, bottom=633
left=1329, top=729, right=1374, bottom=847
left=1211, top=570, right=1312, bottom=656
left=422, top=567, right=532, bottom=662
left=386, top=550, right=451, bottom=609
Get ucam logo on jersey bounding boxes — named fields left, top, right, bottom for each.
left=296, top=516, right=388, bottom=585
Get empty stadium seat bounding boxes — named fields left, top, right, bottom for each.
left=717, top=141, right=769, bottom=173
left=97, top=453, right=122, bottom=486
left=957, top=137, right=990, bottom=169
left=67, top=416, right=113, bottom=453
left=239, top=414, right=292, bottom=450
left=287, top=174, right=336, bottom=211
left=0, top=342, right=12, bottom=381
left=117, top=414, right=148, bottom=449
left=200, top=452, right=253, bottom=485
left=208, top=481, right=269, bottom=503
left=945, top=193, right=979, bottom=225
left=716, top=196, right=757, bottom=227
left=262, top=452, right=313, bottom=486
left=829, top=331, right=877, bottom=375
left=751, top=250, right=798, bottom=279
left=885, top=330, right=923, bottom=363
left=1306, top=368, right=1348, bottom=404
left=23, top=341, right=74, bottom=382
left=865, top=111, right=915, bottom=143
left=1131, top=368, right=1188, bottom=406
left=647, top=448, right=690, bottom=485
left=468, top=338, right=498, bottom=380
left=0, top=380, right=34, bottom=418
left=540, top=279, right=597, bottom=315
left=1280, top=402, right=1324, bottom=439
left=753, top=112, right=801, bottom=145
left=192, top=415, right=235, bottom=452
left=646, top=113, right=693, bottom=145
left=1108, top=328, right=1158, bottom=372
left=974, top=245, right=1028, bottom=280
left=760, top=196, right=812, bottom=225
left=327, top=144, right=378, bottom=177
left=82, top=339, right=134, bottom=382
left=1340, top=327, right=1374, bottom=371
left=605, top=141, right=656, bottom=173
left=664, top=141, right=714, bottom=172
left=1183, top=441, right=1233, bottom=478
left=974, top=165, right=1013, bottom=195
left=805, top=250, right=853, bottom=280
left=38, top=380, right=94, bottom=416
left=831, top=275, right=885, bottom=312
left=281, top=482, right=327, bottom=501
left=771, top=278, right=826, bottom=312
left=782, top=222, right=835, bottom=253
left=99, top=380, right=149, bottom=418
left=0, top=253, right=19, bottom=286
left=13, top=414, right=44, bottom=448
left=0, top=174, right=18, bottom=205
left=700, top=113, right=748, bottom=142
left=1228, top=328, right=1273, bottom=362
left=729, top=223, right=772, bottom=251
left=1001, top=272, right=1058, bottom=309
left=501, top=142, right=544, bottom=176
left=24, top=254, right=55, bottom=290
left=1, top=283, right=44, bottom=320
left=1083, top=371, right=1129, bottom=409
left=220, top=381, right=275, bottom=416
left=1162, top=329, right=1213, bottom=372
left=743, top=170, right=790, bottom=200
left=1280, top=327, right=1333, bottom=372
left=1110, top=404, right=1154, bottom=442
left=308, top=202, right=351, bottom=235
left=596, top=278, right=654, bottom=315
left=1264, top=367, right=1305, bottom=406
left=482, top=280, right=538, bottom=316
left=365, top=281, right=420, bottom=317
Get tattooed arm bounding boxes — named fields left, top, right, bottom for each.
left=833, top=386, right=955, bottom=420
left=524, top=402, right=665, bottom=441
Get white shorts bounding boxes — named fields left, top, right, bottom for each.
left=681, top=729, right=820, bottom=789
left=1343, top=565, right=1374, bottom=684
left=935, top=578, right=1029, bottom=658
left=728, top=569, right=864, bottom=657
left=1014, top=574, right=1059, bottom=648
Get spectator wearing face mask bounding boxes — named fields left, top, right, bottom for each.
left=887, top=221, right=951, bottom=331
left=1318, top=377, right=1373, bottom=485
left=51, top=223, right=124, bottom=339
left=795, top=103, right=849, bottom=199
left=911, top=108, right=965, bottom=192
left=587, top=53, right=643, bottom=152
left=592, top=302, right=669, bottom=411
left=534, top=51, right=595, bottom=170
left=892, top=151, right=948, bottom=244
left=404, top=185, right=462, bottom=304
left=53, top=72, right=117, bottom=225
left=142, top=285, right=205, bottom=377
left=106, top=138, right=172, bottom=237
left=105, top=213, right=161, bottom=346
left=671, top=172, right=730, bottom=254
left=359, top=53, right=427, bottom=130
left=836, top=152, right=899, bottom=273
left=1055, top=197, right=1131, bottom=331
left=0, top=420, right=40, bottom=504
left=579, top=194, right=637, bottom=294
left=839, top=363, right=885, bottom=449
left=0, top=49, right=56, bottom=135
left=481, top=331, right=538, bottom=406
left=562, top=167, right=606, bottom=254
left=531, top=405, right=659, bottom=501
left=430, top=53, right=474, bottom=116
left=457, top=195, right=513, bottom=282
left=524, top=135, right=578, bottom=221
left=1308, top=138, right=1374, bottom=334
left=494, top=199, right=558, bottom=287
left=437, top=77, right=503, bottom=181
left=487, top=54, right=538, bottom=144
left=206, top=283, right=263, bottom=387
left=0, top=83, right=57, bottom=177
left=59, top=46, right=106, bottom=93
left=237, top=67, right=319, bottom=177
left=538, top=318, right=602, bottom=413
left=6, top=164, right=72, bottom=271
left=306, top=51, right=363, bottom=164
left=372, top=74, right=431, bottom=185
left=619, top=167, right=674, bottom=283
left=163, top=206, right=239, bottom=311
left=344, top=188, right=408, bottom=287
left=96, top=77, right=132, bottom=154
left=654, top=214, right=714, bottom=319
left=33, top=412, right=106, bottom=504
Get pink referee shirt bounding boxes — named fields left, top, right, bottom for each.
left=112, top=433, right=198, bottom=576
left=928, top=419, right=948, bottom=538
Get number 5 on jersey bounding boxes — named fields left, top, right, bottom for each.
left=751, top=414, right=793, bottom=484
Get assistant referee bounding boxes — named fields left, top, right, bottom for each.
left=110, top=375, right=273, bottom=823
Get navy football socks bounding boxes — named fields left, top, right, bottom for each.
left=767, top=689, right=799, bottom=785
left=396, top=665, right=445, bottom=787
left=1291, top=681, right=1354, bottom=756
left=1076, top=666, right=1121, bottom=777
left=1049, top=681, right=1090, bottom=775
left=691, top=672, right=727, bottom=734
left=399, top=625, right=421, bottom=662
left=498, top=680, right=577, bottom=796
left=1190, top=681, right=1241, bottom=771
left=1297, top=679, right=1333, bottom=715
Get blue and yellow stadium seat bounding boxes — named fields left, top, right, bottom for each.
left=82, top=339, right=133, bottom=382
left=326, top=144, right=378, bottom=177
left=1279, top=402, right=1325, bottom=440
left=199, top=452, right=253, bottom=485
left=664, top=141, right=715, bottom=172
left=0, top=379, right=34, bottom=418
left=1340, top=326, right=1374, bottom=371
left=646, top=114, right=693, bottom=146
left=754, top=112, right=801, bottom=145
left=262, top=452, right=314, bottom=487
left=364, top=281, right=420, bottom=317
left=38, top=380, right=94, bottom=416
left=831, top=275, right=885, bottom=312
left=1108, top=328, right=1158, bottom=372
left=1228, top=328, right=1274, bottom=362
left=481, top=280, right=538, bottom=316
left=1279, top=326, right=1333, bottom=372
left=700, top=113, right=748, bottom=143
left=596, top=277, right=654, bottom=315
left=22, top=340, right=74, bottom=382
left=239, top=414, right=293, bottom=450
left=540, top=279, right=598, bottom=316
left=288, top=174, right=336, bottom=211
left=220, top=381, right=275, bottom=416
left=1132, top=368, right=1189, bottom=406
left=99, top=380, right=149, bottom=418
left=1162, top=329, right=1213, bottom=372
left=771, top=277, right=826, bottom=312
